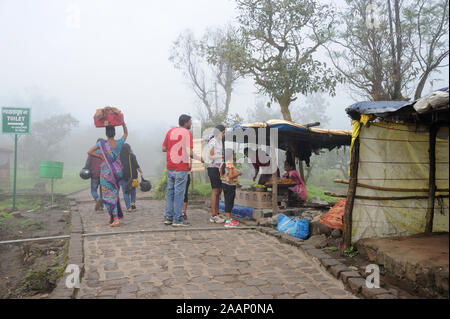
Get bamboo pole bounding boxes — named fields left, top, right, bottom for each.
left=270, top=133, right=279, bottom=215
left=325, top=192, right=449, bottom=201
left=299, top=161, right=305, bottom=184
left=425, top=125, right=438, bottom=233
left=343, top=137, right=360, bottom=250
left=333, top=179, right=449, bottom=193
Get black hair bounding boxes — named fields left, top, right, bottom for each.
left=243, top=147, right=249, bottom=154
left=179, top=114, right=192, bottom=127
left=105, top=126, right=115, bottom=138
left=121, top=143, right=131, bottom=155
left=285, top=151, right=296, bottom=170
left=120, top=143, right=132, bottom=166
left=215, top=124, right=225, bottom=133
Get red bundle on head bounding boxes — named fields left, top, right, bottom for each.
left=94, top=106, right=124, bottom=127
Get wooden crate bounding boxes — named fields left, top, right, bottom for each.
left=222, top=188, right=273, bottom=209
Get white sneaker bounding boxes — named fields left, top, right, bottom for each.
left=209, top=214, right=226, bottom=223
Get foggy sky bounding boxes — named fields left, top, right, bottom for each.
left=0, top=0, right=448, bottom=134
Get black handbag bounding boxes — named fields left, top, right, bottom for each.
left=140, top=177, right=152, bottom=192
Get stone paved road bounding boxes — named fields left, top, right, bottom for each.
left=73, top=190, right=356, bottom=299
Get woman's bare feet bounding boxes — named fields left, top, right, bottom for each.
left=110, top=220, right=120, bottom=227
left=95, top=199, right=102, bottom=211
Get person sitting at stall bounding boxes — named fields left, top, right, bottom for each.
left=243, top=147, right=280, bottom=185
left=282, top=159, right=307, bottom=202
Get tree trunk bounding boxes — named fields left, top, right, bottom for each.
left=393, top=0, right=403, bottom=100
left=279, top=99, right=292, bottom=122
left=414, top=71, right=430, bottom=100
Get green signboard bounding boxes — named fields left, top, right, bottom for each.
left=2, top=107, right=31, bottom=134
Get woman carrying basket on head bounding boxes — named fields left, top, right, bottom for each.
left=87, top=123, right=128, bottom=227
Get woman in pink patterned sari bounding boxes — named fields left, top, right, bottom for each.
left=282, top=160, right=307, bottom=201
left=88, top=124, right=128, bottom=227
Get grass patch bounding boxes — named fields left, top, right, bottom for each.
left=2, top=166, right=88, bottom=195
left=192, top=183, right=212, bottom=197
left=0, top=197, right=45, bottom=213
left=306, top=184, right=338, bottom=203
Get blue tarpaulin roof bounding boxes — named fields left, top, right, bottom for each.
left=346, top=100, right=415, bottom=115
left=346, top=87, right=449, bottom=115
left=231, top=120, right=351, bottom=137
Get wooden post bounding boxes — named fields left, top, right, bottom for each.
left=270, top=134, right=279, bottom=215
left=299, top=161, right=305, bottom=184
left=425, top=125, right=438, bottom=233
left=343, top=137, right=360, bottom=250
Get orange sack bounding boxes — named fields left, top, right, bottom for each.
left=320, top=199, right=346, bottom=231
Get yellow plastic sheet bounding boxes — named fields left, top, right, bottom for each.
left=351, top=122, right=449, bottom=243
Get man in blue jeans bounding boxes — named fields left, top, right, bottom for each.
left=162, top=114, right=203, bottom=227
left=85, top=150, right=104, bottom=211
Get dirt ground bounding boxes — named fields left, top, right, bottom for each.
left=0, top=195, right=71, bottom=299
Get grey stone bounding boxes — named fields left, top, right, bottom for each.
left=361, top=286, right=389, bottom=299
left=320, top=258, right=342, bottom=269
left=329, top=264, right=351, bottom=278
left=331, top=228, right=342, bottom=238
left=304, top=234, right=328, bottom=248
left=306, top=249, right=329, bottom=259
left=310, top=221, right=332, bottom=236
left=347, top=277, right=367, bottom=293
left=340, top=271, right=361, bottom=283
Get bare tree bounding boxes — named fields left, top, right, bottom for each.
left=327, top=0, right=448, bottom=102
left=407, top=0, right=449, bottom=99
left=169, top=27, right=241, bottom=127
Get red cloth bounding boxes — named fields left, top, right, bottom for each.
left=86, top=154, right=103, bottom=178
left=94, top=108, right=124, bottom=127
left=163, top=127, right=193, bottom=171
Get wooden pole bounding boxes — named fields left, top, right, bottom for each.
left=343, top=137, right=360, bottom=250
left=333, top=179, right=449, bottom=193
left=425, top=125, right=438, bottom=233
left=299, top=161, right=305, bottom=184
left=325, top=192, right=449, bottom=201
left=270, top=133, right=279, bottom=215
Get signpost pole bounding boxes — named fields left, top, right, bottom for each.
left=51, top=177, right=54, bottom=207
left=12, top=134, right=18, bottom=211
left=2, top=107, right=31, bottom=211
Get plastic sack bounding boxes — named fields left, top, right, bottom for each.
left=219, top=201, right=253, bottom=219
left=276, top=214, right=310, bottom=239
left=320, top=199, right=346, bottom=231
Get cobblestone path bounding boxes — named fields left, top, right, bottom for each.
left=72, top=190, right=356, bottom=299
